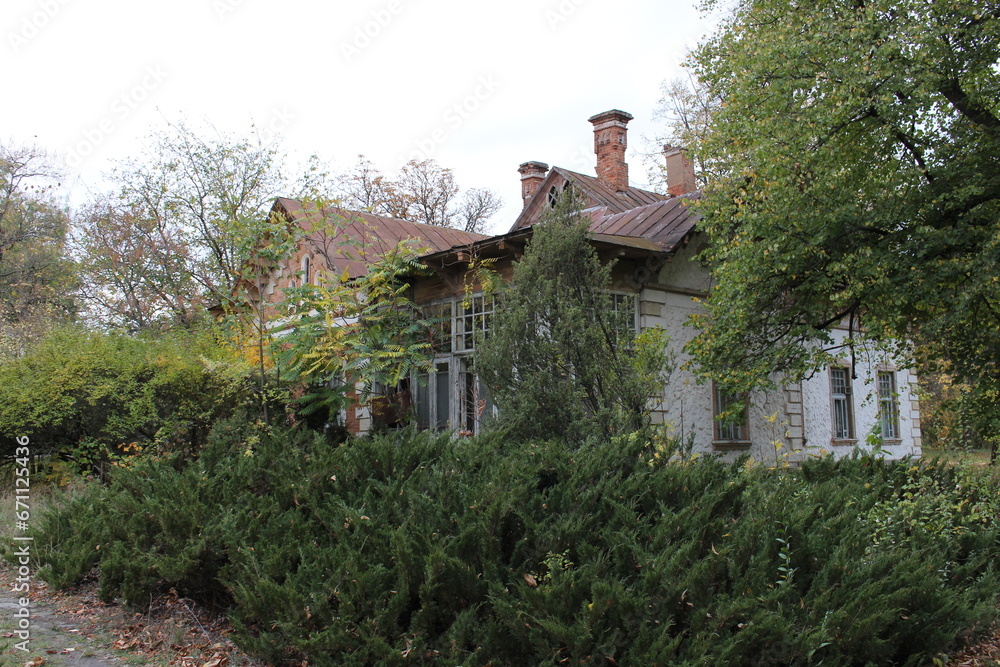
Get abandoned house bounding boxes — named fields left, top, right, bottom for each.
left=255, top=109, right=921, bottom=463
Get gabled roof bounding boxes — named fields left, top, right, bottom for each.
left=506, top=165, right=699, bottom=256
left=274, top=197, right=488, bottom=278
left=510, top=167, right=668, bottom=232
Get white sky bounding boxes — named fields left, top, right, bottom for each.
left=4, top=0, right=718, bottom=234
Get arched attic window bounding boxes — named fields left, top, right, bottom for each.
left=547, top=181, right=573, bottom=207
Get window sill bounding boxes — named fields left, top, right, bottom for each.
left=830, top=438, right=858, bottom=446
left=713, top=440, right=752, bottom=451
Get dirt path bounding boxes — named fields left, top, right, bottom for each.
left=0, top=562, right=256, bottom=667
left=0, top=591, right=122, bottom=667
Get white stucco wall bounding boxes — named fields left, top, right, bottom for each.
left=640, top=237, right=922, bottom=463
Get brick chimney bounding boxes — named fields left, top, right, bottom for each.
left=588, top=109, right=633, bottom=192
left=664, top=145, right=696, bottom=196
left=517, top=161, right=549, bottom=208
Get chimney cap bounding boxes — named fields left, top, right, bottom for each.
left=518, top=161, right=549, bottom=175
left=588, top=109, right=634, bottom=125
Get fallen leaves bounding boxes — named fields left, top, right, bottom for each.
left=0, top=561, right=253, bottom=667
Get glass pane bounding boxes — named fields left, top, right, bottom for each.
left=878, top=372, right=898, bottom=439
left=415, top=373, right=429, bottom=430
left=715, top=385, right=747, bottom=441
left=434, top=363, right=450, bottom=430
left=833, top=397, right=849, bottom=438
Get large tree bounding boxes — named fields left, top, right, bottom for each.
left=75, top=122, right=329, bottom=330
left=338, top=156, right=502, bottom=234
left=475, top=193, right=671, bottom=443
left=686, top=0, right=1000, bottom=396
left=0, top=144, right=76, bottom=355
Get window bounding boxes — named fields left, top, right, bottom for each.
left=547, top=182, right=573, bottom=207
left=415, top=362, right=451, bottom=430
left=459, top=358, right=495, bottom=434
left=608, top=293, right=638, bottom=340
left=422, top=301, right=454, bottom=354
left=830, top=367, right=855, bottom=440
left=713, top=383, right=749, bottom=444
left=455, top=295, right=494, bottom=352
left=877, top=371, right=899, bottom=440
left=415, top=293, right=498, bottom=435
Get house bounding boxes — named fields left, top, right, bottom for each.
left=261, top=109, right=922, bottom=462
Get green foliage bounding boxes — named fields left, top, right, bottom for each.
left=687, top=0, right=1000, bottom=396
left=30, top=423, right=1000, bottom=666
left=0, top=144, right=76, bottom=354
left=74, top=121, right=331, bottom=330
left=475, top=191, right=673, bottom=442
left=277, top=240, right=435, bottom=422
left=0, top=326, right=254, bottom=463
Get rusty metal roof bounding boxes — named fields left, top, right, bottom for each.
left=510, top=167, right=669, bottom=232
left=558, top=168, right=667, bottom=212
left=504, top=161, right=699, bottom=254
left=587, top=193, right=700, bottom=252
left=275, top=198, right=488, bottom=278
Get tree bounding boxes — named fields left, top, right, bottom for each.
left=474, top=192, right=671, bottom=443
left=685, top=0, right=1000, bottom=401
left=75, top=121, right=330, bottom=330
left=0, top=144, right=76, bottom=356
left=276, top=239, right=436, bottom=428
left=338, top=156, right=502, bottom=233
left=652, top=74, right=722, bottom=187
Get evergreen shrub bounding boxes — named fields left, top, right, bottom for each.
left=29, top=426, right=1000, bottom=666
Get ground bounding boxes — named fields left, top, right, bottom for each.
left=0, top=562, right=260, bottom=667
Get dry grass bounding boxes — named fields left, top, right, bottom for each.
left=923, top=447, right=994, bottom=467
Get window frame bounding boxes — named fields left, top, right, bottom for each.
left=607, top=291, right=639, bottom=340
left=712, top=381, right=751, bottom=448
left=876, top=370, right=900, bottom=441
left=413, top=293, right=497, bottom=436
left=829, top=365, right=856, bottom=443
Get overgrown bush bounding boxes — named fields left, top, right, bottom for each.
left=0, top=326, right=256, bottom=466
left=29, top=425, right=1000, bottom=666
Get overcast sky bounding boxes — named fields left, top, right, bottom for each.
left=5, top=0, right=719, bottom=234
